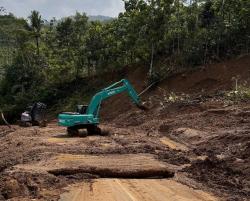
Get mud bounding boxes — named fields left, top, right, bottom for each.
left=0, top=56, right=250, bottom=200
left=0, top=97, right=249, bottom=200
left=49, top=167, right=174, bottom=179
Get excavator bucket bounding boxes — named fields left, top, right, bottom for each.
left=137, top=102, right=149, bottom=111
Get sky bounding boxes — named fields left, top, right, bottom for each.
left=0, top=0, right=125, bottom=19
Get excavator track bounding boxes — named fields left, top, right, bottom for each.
left=67, top=127, right=79, bottom=136
left=87, top=125, right=101, bottom=135
left=67, top=125, right=109, bottom=137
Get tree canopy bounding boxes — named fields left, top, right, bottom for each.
left=0, top=0, right=249, bottom=115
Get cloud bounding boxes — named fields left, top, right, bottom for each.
left=0, top=0, right=125, bottom=19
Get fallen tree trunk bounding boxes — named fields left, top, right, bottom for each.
left=1, top=111, right=11, bottom=128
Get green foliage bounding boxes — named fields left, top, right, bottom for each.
left=164, top=92, right=190, bottom=103
left=0, top=14, right=27, bottom=76
left=28, top=10, right=43, bottom=32
left=1, top=51, right=46, bottom=114
left=28, top=10, right=43, bottom=55
left=0, top=1, right=249, bottom=117
left=226, top=84, right=250, bottom=101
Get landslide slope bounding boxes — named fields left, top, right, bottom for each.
left=0, top=55, right=249, bottom=201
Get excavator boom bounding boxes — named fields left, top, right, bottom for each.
left=86, top=79, right=141, bottom=118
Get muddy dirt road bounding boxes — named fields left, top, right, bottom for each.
left=0, top=96, right=249, bottom=201
left=60, top=179, right=217, bottom=201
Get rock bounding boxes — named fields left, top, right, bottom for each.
left=1, top=179, right=29, bottom=199
left=175, top=128, right=202, bottom=138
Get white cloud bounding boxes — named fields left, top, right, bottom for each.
left=0, top=0, right=125, bottom=19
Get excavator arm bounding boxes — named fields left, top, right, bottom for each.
left=87, top=79, right=142, bottom=118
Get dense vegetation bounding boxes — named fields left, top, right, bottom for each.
left=0, top=0, right=249, bottom=116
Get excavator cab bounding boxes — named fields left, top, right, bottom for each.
left=20, top=102, right=47, bottom=127
left=76, top=105, right=88, bottom=114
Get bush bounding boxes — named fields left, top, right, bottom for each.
left=226, top=85, right=250, bottom=101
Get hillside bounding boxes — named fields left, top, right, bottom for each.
left=0, top=56, right=249, bottom=200
left=0, top=0, right=249, bottom=119
left=99, top=55, right=250, bottom=120
left=88, top=15, right=113, bottom=22
left=0, top=14, right=26, bottom=78
left=0, top=0, right=249, bottom=200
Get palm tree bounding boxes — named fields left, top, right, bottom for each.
left=28, top=10, right=43, bottom=56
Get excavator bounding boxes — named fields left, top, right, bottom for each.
left=58, top=79, right=146, bottom=136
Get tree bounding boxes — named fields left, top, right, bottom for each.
left=28, top=10, right=43, bottom=56
left=85, top=21, right=104, bottom=76
left=0, top=6, right=6, bottom=15
left=1, top=0, right=250, bottom=117
left=72, top=12, right=88, bottom=78
left=55, top=13, right=89, bottom=80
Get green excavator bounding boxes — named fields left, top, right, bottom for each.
left=58, top=79, right=146, bottom=136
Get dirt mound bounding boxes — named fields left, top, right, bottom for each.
left=0, top=171, right=63, bottom=200
left=0, top=126, right=15, bottom=138
left=100, top=64, right=148, bottom=121
left=185, top=156, right=250, bottom=199
left=49, top=167, right=174, bottom=179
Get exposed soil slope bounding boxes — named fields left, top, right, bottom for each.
left=100, top=55, right=250, bottom=120
left=0, top=55, right=249, bottom=201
